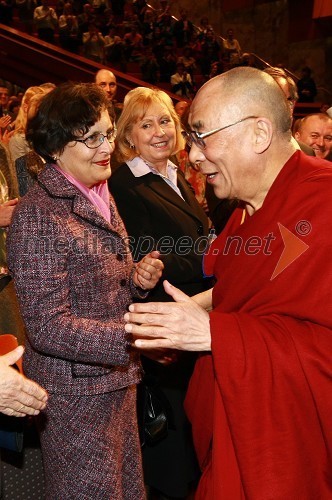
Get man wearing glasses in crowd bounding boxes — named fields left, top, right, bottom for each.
left=124, top=67, right=332, bottom=499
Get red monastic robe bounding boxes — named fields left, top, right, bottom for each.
left=185, top=151, right=332, bottom=499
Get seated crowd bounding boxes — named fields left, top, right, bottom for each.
left=4, top=0, right=256, bottom=91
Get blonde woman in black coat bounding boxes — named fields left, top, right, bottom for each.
left=109, top=87, right=212, bottom=499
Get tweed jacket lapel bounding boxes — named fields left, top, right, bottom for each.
left=38, top=164, right=126, bottom=236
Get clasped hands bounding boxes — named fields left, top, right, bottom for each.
left=124, top=280, right=212, bottom=352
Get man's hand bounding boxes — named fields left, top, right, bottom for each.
left=0, top=346, right=48, bottom=417
left=0, top=199, right=18, bottom=227
left=125, top=280, right=211, bottom=351
left=133, top=250, right=164, bottom=290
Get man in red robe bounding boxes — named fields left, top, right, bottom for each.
left=124, top=67, right=332, bottom=499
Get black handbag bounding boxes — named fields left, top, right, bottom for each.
left=137, top=378, right=174, bottom=447
left=0, top=414, right=24, bottom=452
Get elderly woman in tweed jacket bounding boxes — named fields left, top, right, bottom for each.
left=7, top=82, right=163, bottom=500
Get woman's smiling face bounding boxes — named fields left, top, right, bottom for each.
left=129, top=102, right=176, bottom=172
left=56, top=109, right=115, bottom=187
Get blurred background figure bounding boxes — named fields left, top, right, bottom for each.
left=82, top=22, right=105, bottom=62
left=33, top=0, right=58, bottom=43
left=222, top=28, right=242, bottom=68
left=16, top=0, right=37, bottom=34
left=263, top=66, right=314, bottom=156
left=173, top=9, right=194, bottom=49
left=0, top=86, right=14, bottom=144
left=171, top=62, right=194, bottom=99
left=58, top=2, right=80, bottom=53
left=8, top=84, right=54, bottom=163
left=14, top=84, right=56, bottom=196
left=174, top=101, right=207, bottom=210
left=297, top=66, right=317, bottom=103
left=104, top=26, right=126, bottom=70
left=174, top=100, right=189, bottom=119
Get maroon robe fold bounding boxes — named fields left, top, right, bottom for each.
left=185, top=151, right=332, bottom=499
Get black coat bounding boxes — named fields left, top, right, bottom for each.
left=109, top=162, right=211, bottom=301
left=109, top=162, right=211, bottom=496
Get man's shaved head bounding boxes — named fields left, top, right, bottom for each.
left=192, top=67, right=292, bottom=135
left=95, top=69, right=117, bottom=101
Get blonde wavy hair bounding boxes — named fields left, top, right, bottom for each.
left=116, top=87, right=185, bottom=162
left=14, top=83, right=56, bottom=135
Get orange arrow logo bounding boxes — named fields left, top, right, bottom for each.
left=271, top=223, right=309, bottom=280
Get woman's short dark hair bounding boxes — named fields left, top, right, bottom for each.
left=26, top=82, right=111, bottom=162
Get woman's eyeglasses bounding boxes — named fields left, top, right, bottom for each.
left=75, top=129, right=117, bottom=149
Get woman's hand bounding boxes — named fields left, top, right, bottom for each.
left=133, top=250, right=164, bottom=290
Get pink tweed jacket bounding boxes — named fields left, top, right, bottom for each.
left=7, top=164, right=144, bottom=395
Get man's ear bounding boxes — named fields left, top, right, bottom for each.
left=252, top=117, right=273, bottom=154
left=294, top=131, right=300, bottom=142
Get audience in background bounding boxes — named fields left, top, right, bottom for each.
left=7, top=0, right=328, bottom=106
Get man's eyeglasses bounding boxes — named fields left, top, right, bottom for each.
left=181, top=116, right=258, bottom=150
left=75, top=129, right=117, bottom=149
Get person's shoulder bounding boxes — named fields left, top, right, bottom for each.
left=109, top=162, right=133, bottom=185
left=296, top=151, right=332, bottom=188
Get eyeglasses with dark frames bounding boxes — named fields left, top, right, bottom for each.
left=181, top=116, right=258, bottom=150
left=75, top=129, right=117, bottom=149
